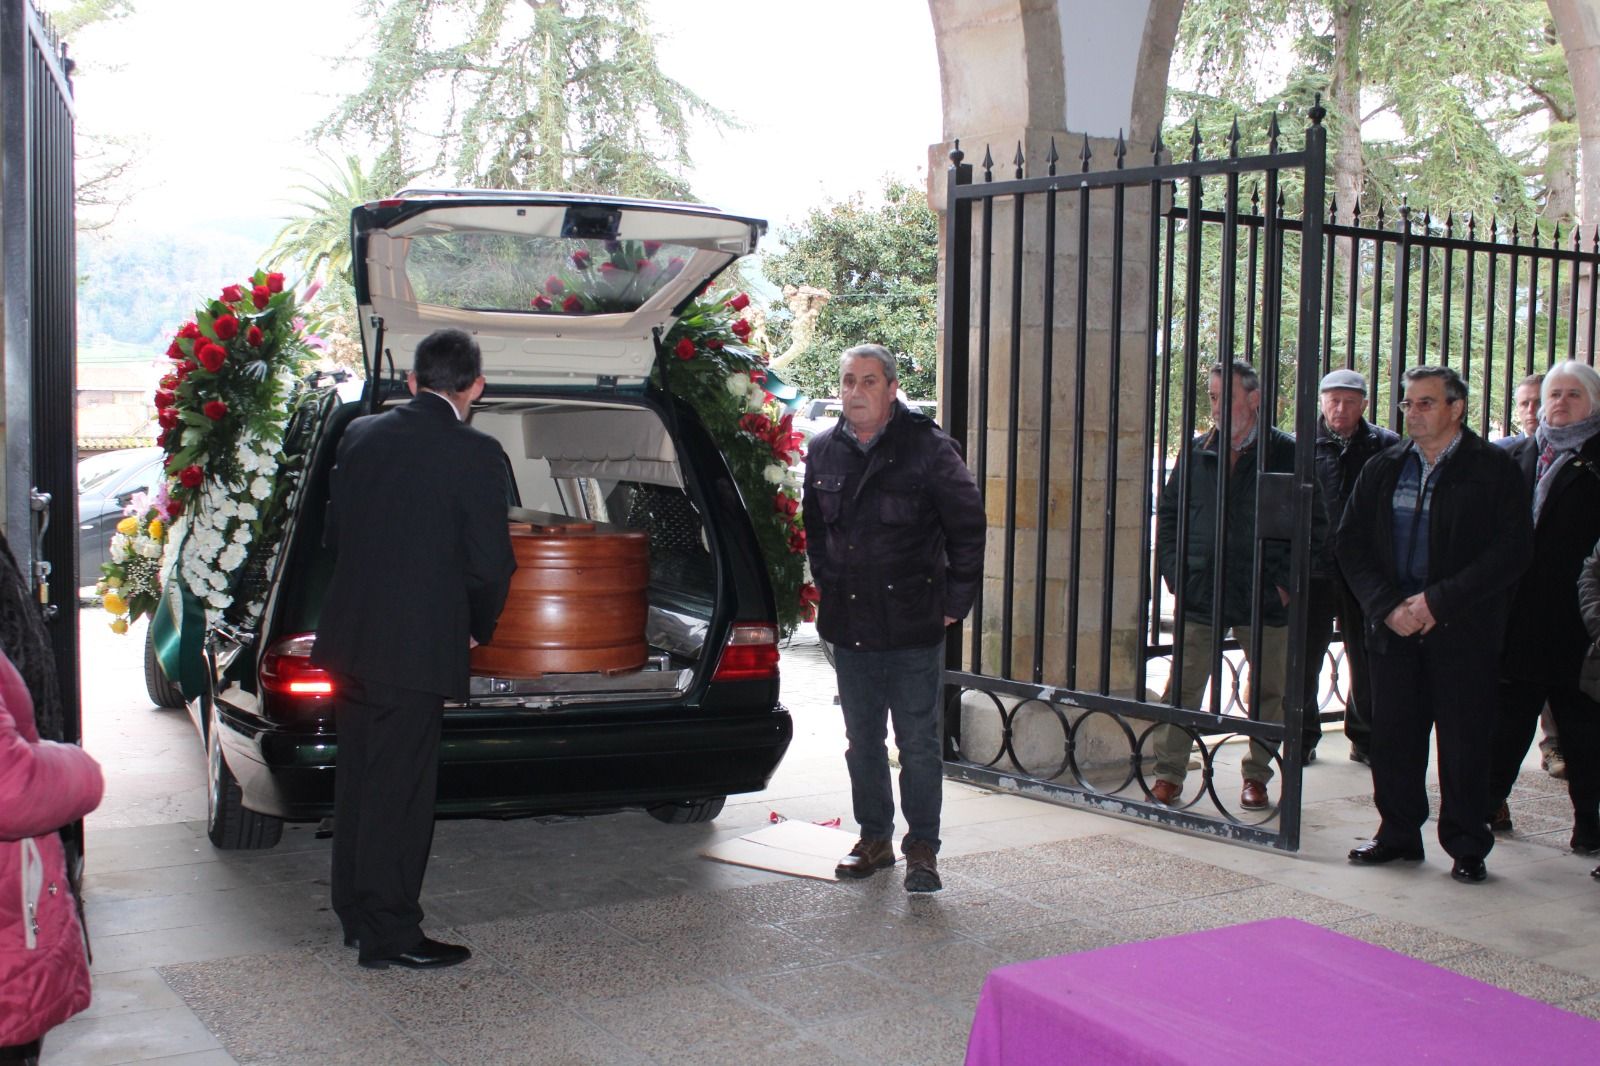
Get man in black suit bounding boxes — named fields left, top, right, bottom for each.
left=1338, top=366, right=1531, bottom=885
left=311, top=328, right=516, bottom=970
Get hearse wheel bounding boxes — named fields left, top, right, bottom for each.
left=205, top=694, right=284, bottom=849
left=143, top=625, right=185, bottom=709
left=646, top=796, right=726, bottom=824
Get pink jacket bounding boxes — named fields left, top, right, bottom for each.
left=0, top=649, right=103, bottom=1046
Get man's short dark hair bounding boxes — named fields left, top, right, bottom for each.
left=1403, top=365, right=1467, bottom=404
left=1208, top=360, right=1260, bottom=393
left=413, top=328, right=482, bottom=393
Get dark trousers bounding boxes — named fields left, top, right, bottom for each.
left=1368, top=641, right=1496, bottom=861
left=0, top=1040, right=41, bottom=1064
left=1489, top=681, right=1600, bottom=820
left=1303, top=574, right=1376, bottom=755
left=331, top=675, right=443, bottom=961
left=833, top=641, right=945, bottom=851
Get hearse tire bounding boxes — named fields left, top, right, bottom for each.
left=646, top=796, right=726, bottom=824
left=144, top=625, right=185, bottom=709
left=206, top=697, right=283, bottom=850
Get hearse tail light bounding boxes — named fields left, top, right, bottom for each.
left=261, top=633, right=336, bottom=699
left=711, top=623, right=780, bottom=682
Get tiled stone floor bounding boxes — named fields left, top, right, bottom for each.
left=49, top=619, right=1600, bottom=1064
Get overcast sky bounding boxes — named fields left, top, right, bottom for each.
left=65, top=0, right=943, bottom=242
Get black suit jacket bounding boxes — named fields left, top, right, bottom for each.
left=310, top=392, right=516, bottom=697
left=1335, top=428, right=1531, bottom=658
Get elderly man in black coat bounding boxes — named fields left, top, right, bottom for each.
left=312, top=328, right=516, bottom=968
left=1338, top=366, right=1531, bottom=885
left=803, top=344, right=985, bottom=894
left=1306, top=368, right=1399, bottom=766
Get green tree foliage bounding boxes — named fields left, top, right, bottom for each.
left=263, top=155, right=390, bottom=341
left=760, top=179, right=939, bottom=400
left=316, top=0, right=727, bottom=198
left=1171, top=0, right=1563, bottom=223
left=42, top=0, right=133, bottom=36
left=1154, top=1, right=1576, bottom=453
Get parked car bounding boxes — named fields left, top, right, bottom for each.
left=148, top=192, right=795, bottom=849
left=76, top=447, right=164, bottom=590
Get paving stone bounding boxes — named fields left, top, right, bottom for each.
left=803, top=1001, right=975, bottom=1066
left=734, top=960, right=923, bottom=1025
left=417, top=1008, right=649, bottom=1065
left=1438, top=948, right=1600, bottom=1005
left=575, top=980, right=778, bottom=1057
left=1326, top=914, right=1483, bottom=962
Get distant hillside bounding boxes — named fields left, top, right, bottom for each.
left=77, top=222, right=278, bottom=355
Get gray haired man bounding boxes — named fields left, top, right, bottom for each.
left=802, top=344, right=985, bottom=892
left=1306, top=368, right=1399, bottom=766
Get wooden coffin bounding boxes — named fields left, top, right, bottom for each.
left=470, top=517, right=650, bottom=678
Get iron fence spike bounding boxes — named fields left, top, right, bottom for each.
left=1189, top=119, right=1202, bottom=161
left=1046, top=136, right=1059, bottom=177
left=982, top=145, right=994, bottom=182
left=1227, top=115, right=1241, bottom=158
left=1115, top=128, right=1126, bottom=169
left=1268, top=111, right=1282, bottom=152
left=1014, top=141, right=1025, bottom=179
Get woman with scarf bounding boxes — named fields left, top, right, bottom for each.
left=1488, top=360, right=1600, bottom=858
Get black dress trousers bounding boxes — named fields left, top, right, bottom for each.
left=1368, top=637, right=1497, bottom=862
left=331, top=674, right=444, bottom=961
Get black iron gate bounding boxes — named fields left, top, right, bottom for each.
left=2, top=0, right=79, bottom=742
left=939, top=108, right=1327, bottom=850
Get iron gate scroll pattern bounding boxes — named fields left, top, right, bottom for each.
left=940, top=108, right=1327, bottom=850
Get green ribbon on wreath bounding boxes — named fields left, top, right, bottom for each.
left=149, top=530, right=207, bottom=700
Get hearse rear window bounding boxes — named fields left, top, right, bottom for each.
left=404, top=233, right=697, bottom=314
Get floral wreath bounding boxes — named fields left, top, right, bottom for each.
left=100, top=270, right=321, bottom=631
left=655, top=286, right=816, bottom=635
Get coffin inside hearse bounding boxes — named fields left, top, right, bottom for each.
left=461, top=400, right=714, bottom=707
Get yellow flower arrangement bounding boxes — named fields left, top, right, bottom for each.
left=98, top=504, right=168, bottom=632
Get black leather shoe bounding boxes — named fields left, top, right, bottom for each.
left=1451, top=857, right=1488, bottom=884
left=1489, top=802, right=1513, bottom=833
left=343, top=934, right=358, bottom=949
left=359, top=937, right=471, bottom=970
left=1590, top=864, right=1600, bottom=881
left=1349, top=747, right=1371, bottom=766
left=1348, top=839, right=1424, bottom=865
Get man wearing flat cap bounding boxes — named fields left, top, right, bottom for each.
left=1306, top=368, right=1398, bottom=766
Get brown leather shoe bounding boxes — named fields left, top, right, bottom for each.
left=1150, top=779, right=1182, bottom=806
left=1241, top=779, right=1269, bottom=810
left=903, top=840, right=942, bottom=893
left=835, top=838, right=894, bottom=879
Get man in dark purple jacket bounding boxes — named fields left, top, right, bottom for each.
left=802, top=344, right=985, bottom=893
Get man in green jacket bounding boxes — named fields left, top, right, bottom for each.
left=1150, top=360, right=1315, bottom=812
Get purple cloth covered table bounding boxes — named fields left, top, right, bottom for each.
left=964, top=917, right=1598, bottom=1065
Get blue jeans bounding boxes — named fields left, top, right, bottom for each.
left=833, top=641, right=946, bottom=851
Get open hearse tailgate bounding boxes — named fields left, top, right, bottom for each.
left=352, top=192, right=766, bottom=389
